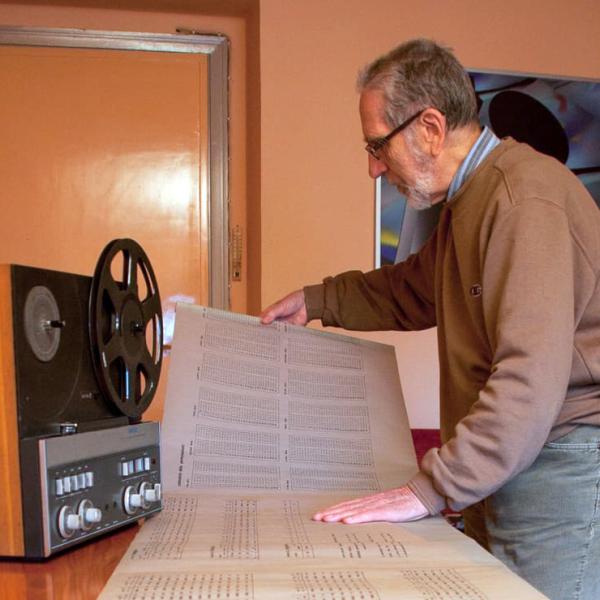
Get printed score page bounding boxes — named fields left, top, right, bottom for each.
left=161, top=303, right=418, bottom=495
left=99, top=304, right=547, bottom=599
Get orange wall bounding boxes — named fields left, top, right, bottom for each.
left=259, top=0, right=600, bottom=427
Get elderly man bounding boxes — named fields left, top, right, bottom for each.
left=261, top=39, right=600, bottom=600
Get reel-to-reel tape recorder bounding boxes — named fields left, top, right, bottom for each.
left=0, top=238, right=163, bottom=558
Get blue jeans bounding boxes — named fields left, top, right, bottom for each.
left=463, top=425, right=600, bottom=600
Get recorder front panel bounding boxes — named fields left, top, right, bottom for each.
left=38, top=422, right=161, bottom=556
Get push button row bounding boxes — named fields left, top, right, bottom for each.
left=120, top=456, right=151, bottom=477
left=55, top=471, right=94, bottom=496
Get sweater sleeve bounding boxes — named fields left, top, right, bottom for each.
left=304, top=228, right=438, bottom=331
left=409, top=197, right=579, bottom=513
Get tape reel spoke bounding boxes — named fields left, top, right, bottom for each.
left=123, top=357, right=147, bottom=407
left=104, top=276, right=126, bottom=314
left=123, top=247, right=144, bottom=297
left=141, top=293, right=161, bottom=324
left=102, top=332, right=123, bottom=367
left=141, top=345, right=161, bottom=381
left=89, top=239, right=163, bottom=419
left=122, top=360, right=136, bottom=403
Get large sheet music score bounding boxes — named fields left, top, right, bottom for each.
left=99, top=304, right=547, bottom=599
left=162, top=304, right=417, bottom=494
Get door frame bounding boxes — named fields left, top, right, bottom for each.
left=0, top=26, right=230, bottom=309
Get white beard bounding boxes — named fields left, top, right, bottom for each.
left=403, top=171, right=435, bottom=210
left=400, top=158, right=436, bottom=211
left=396, top=131, right=437, bottom=211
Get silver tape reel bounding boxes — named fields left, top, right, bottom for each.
left=24, top=285, right=65, bottom=362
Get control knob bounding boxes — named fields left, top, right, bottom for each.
left=58, top=505, right=82, bottom=539
left=123, top=482, right=161, bottom=515
left=141, top=481, right=162, bottom=503
left=78, top=498, right=103, bottom=531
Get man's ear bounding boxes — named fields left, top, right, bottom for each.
left=419, top=108, right=446, bottom=157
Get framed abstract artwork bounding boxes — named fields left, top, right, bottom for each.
left=376, top=71, right=600, bottom=267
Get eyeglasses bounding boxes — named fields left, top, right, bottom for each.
left=364, top=108, right=426, bottom=159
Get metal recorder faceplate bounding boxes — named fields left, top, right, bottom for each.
left=0, top=239, right=164, bottom=558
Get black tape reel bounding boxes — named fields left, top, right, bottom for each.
left=89, top=239, right=163, bottom=419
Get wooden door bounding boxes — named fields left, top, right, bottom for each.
left=0, top=44, right=210, bottom=420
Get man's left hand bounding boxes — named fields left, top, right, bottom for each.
left=312, top=486, right=430, bottom=524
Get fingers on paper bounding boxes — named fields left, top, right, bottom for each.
left=260, top=290, right=307, bottom=325
left=313, top=487, right=428, bottom=524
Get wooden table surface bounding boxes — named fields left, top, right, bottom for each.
left=0, top=523, right=139, bottom=599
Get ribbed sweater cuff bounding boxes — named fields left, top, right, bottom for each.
left=407, top=471, right=447, bottom=515
left=303, top=283, right=325, bottom=322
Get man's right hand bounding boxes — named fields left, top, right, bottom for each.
left=260, top=289, right=308, bottom=326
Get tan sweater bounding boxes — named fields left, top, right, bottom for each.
left=304, top=139, right=600, bottom=514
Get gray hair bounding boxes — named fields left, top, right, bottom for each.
left=357, top=39, right=479, bottom=130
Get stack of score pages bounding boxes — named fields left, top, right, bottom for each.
left=99, top=304, right=547, bottom=600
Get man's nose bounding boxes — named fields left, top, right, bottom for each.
left=368, top=154, right=387, bottom=179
